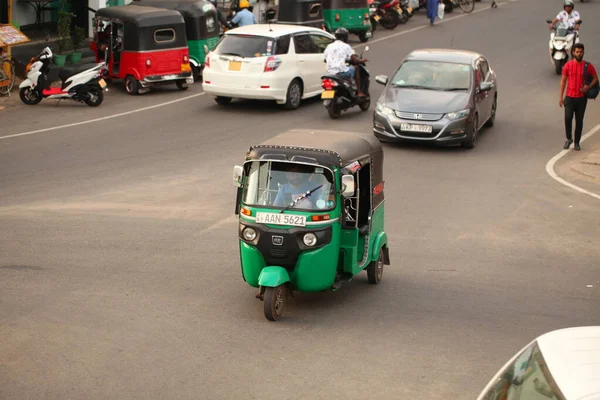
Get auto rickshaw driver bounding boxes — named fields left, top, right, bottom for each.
left=273, top=164, right=327, bottom=209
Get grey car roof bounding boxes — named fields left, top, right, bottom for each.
left=405, top=48, right=483, bottom=65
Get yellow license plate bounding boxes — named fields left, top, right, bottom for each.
left=98, top=79, right=107, bottom=88
left=181, top=63, right=191, bottom=72
left=228, top=61, right=242, bottom=71
left=373, top=14, right=381, bottom=21
left=321, top=90, right=335, bottom=99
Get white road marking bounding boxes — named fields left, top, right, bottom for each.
left=1, top=0, right=515, bottom=141
left=545, top=124, right=600, bottom=201
left=0, top=92, right=206, bottom=140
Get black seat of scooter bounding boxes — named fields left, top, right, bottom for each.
left=323, top=74, right=353, bottom=83
left=58, top=63, right=99, bottom=82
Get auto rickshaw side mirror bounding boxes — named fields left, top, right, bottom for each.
left=341, top=174, right=355, bottom=197
left=233, top=165, right=244, bottom=187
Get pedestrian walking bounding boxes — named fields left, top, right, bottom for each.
left=427, top=0, right=439, bottom=25
left=491, top=0, right=497, bottom=8
left=559, top=43, right=598, bottom=151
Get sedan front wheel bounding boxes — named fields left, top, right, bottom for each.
left=462, top=114, right=478, bottom=149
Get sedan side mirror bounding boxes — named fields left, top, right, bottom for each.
left=341, top=174, right=355, bottom=197
left=375, top=75, right=388, bottom=85
left=479, top=82, right=494, bottom=92
left=233, top=165, right=243, bottom=187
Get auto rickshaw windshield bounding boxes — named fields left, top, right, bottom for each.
left=242, top=161, right=336, bottom=211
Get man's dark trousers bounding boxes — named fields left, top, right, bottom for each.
left=564, top=96, right=588, bottom=144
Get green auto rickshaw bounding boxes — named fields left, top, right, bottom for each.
left=232, top=129, right=390, bottom=321
left=132, top=0, right=220, bottom=78
left=323, top=0, right=372, bottom=42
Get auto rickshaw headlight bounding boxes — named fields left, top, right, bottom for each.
left=243, top=227, right=257, bottom=241
left=303, top=233, right=317, bottom=247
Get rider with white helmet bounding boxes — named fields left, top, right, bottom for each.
left=549, top=0, right=581, bottom=31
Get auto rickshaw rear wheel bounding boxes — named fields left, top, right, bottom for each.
left=264, top=285, right=286, bottom=321
left=175, top=80, right=189, bottom=91
left=358, top=31, right=370, bottom=43
left=125, top=75, right=140, bottom=95
left=367, top=248, right=385, bottom=284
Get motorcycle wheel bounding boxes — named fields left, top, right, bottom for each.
left=19, top=87, right=42, bottom=105
left=554, top=58, right=566, bottom=75
left=359, top=98, right=371, bottom=111
left=397, top=10, right=408, bottom=24
left=85, top=88, right=104, bottom=107
left=379, top=11, right=400, bottom=29
left=327, top=102, right=341, bottom=119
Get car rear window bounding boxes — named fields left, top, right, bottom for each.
left=216, top=35, right=275, bottom=58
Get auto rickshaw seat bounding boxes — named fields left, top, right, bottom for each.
left=58, top=63, right=99, bottom=82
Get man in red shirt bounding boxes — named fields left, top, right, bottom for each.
left=559, top=43, right=598, bottom=151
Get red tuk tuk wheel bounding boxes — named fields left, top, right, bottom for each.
left=125, top=75, right=140, bottom=95
left=175, top=80, right=189, bottom=91
left=263, top=285, right=286, bottom=321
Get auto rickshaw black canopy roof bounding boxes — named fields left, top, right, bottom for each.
left=246, top=129, right=383, bottom=170
left=96, top=5, right=185, bottom=28
left=130, top=0, right=219, bottom=39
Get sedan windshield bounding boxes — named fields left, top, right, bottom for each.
left=242, top=162, right=336, bottom=211
left=216, top=35, right=274, bottom=58
left=391, top=60, right=472, bottom=91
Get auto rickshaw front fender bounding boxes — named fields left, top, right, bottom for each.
left=372, top=232, right=390, bottom=265
left=258, top=267, right=291, bottom=288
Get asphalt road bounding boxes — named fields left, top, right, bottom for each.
left=2, top=1, right=600, bottom=399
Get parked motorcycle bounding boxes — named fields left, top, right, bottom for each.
left=399, top=0, right=414, bottom=19
left=321, top=46, right=371, bottom=119
left=19, top=47, right=107, bottom=106
left=371, top=0, right=406, bottom=30
left=545, top=19, right=581, bottom=75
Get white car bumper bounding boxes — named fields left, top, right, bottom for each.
left=202, top=82, right=287, bottom=102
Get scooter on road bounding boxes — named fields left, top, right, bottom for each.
left=321, top=46, right=371, bottom=119
left=19, top=47, right=108, bottom=106
left=546, top=19, right=581, bottom=75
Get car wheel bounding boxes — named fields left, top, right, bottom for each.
left=462, top=114, right=478, bottom=149
left=485, top=96, right=497, bottom=128
left=283, top=79, right=302, bottom=110
left=215, top=96, right=232, bottom=105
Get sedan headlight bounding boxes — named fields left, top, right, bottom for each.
left=243, top=227, right=257, bottom=241
left=303, top=233, right=317, bottom=247
left=376, top=103, right=396, bottom=117
left=446, top=109, right=470, bottom=120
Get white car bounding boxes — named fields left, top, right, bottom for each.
left=202, top=24, right=336, bottom=110
left=477, top=326, right=600, bottom=400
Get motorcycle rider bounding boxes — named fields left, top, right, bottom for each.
left=324, top=28, right=368, bottom=97
left=549, top=0, right=581, bottom=32
left=231, top=0, right=257, bottom=27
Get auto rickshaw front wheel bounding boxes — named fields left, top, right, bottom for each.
left=367, top=248, right=385, bottom=284
left=263, top=285, right=286, bottom=321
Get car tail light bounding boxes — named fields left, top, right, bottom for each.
left=205, top=53, right=211, bottom=68
left=322, top=78, right=338, bottom=90
left=335, top=13, right=340, bottom=21
left=264, top=56, right=282, bottom=72
left=183, top=54, right=189, bottom=63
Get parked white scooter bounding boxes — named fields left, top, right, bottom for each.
left=546, top=19, right=581, bottom=75
left=19, top=47, right=108, bottom=106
